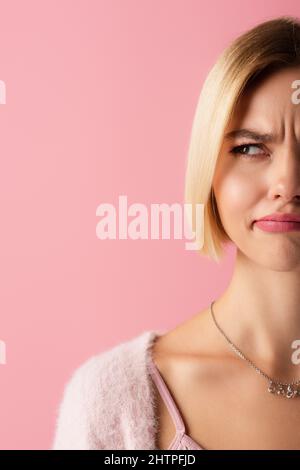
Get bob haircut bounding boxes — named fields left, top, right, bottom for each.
left=184, top=16, right=300, bottom=263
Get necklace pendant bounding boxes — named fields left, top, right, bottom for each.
left=268, top=381, right=299, bottom=398
left=285, top=385, right=298, bottom=399
left=268, top=381, right=277, bottom=394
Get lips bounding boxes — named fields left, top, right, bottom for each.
left=254, top=212, right=300, bottom=233
left=256, top=212, right=300, bottom=223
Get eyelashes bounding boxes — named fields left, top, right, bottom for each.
left=229, top=143, right=268, bottom=159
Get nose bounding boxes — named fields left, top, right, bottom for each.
left=268, top=145, right=300, bottom=204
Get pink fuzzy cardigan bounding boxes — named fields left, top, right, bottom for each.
left=52, top=330, right=163, bottom=450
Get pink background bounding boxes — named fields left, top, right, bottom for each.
left=0, top=0, right=299, bottom=450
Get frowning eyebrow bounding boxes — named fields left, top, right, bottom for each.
left=225, top=128, right=275, bottom=143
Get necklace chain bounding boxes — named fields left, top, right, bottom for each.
left=210, top=300, right=300, bottom=398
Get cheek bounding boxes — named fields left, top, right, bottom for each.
left=215, top=172, right=257, bottom=225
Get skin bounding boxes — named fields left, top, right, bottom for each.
left=152, top=65, right=300, bottom=450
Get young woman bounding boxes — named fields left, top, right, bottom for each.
left=53, top=16, right=300, bottom=450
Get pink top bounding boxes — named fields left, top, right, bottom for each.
left=148, top=355, right=205, bottom=450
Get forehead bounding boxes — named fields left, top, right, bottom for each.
left=229, top=65, right=300, bottom=129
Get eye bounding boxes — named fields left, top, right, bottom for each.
left=229, top=143, right=268, bottom=159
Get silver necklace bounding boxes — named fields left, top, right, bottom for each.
left=210, top=300, right=300, bottom=399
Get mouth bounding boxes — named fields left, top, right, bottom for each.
left=255, top=212, right=300, bottom=223
left=253, top=219, right=300, bottom=233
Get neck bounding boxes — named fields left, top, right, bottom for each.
left=213, top=249, right=300, bottom=382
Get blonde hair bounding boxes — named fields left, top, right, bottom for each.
left=184, top=15, right=300, bottom=263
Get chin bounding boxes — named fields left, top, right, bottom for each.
left=253, top=251, right=300, bottom=272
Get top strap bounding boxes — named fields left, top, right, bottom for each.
left=148, top=355, right=185, bottom=433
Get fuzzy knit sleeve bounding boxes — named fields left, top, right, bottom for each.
left=52, top=351, right=111, bottom=450
left=52, top=330, right=160, bottom=450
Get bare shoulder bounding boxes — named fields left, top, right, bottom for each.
left=150, top=303, right=236, bottom=403
left=152, top=305, right=220, bottom=368
left=150, top=306, right=221, bottom=449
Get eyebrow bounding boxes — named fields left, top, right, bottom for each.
left=224, top=128, right=275, bottom=143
